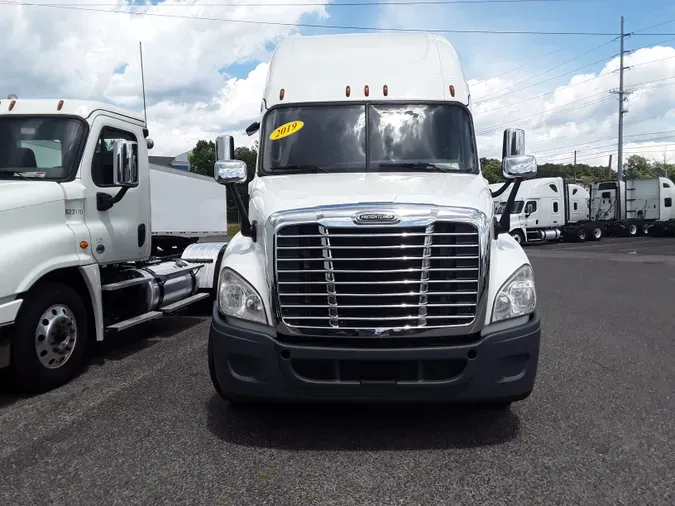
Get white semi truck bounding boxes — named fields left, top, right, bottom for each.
left=0, top=97, right=230, bottom=392
left=588, top=178, right=675, bottom=237
left=490, top=176, right=604, bottom=243
left=207, top=33, right=542, bottom=408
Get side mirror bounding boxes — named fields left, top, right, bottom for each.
left=501, top=128, right=537, bottom=180
left=215, top=160, right=248, bottom=184
left=112, top=139, right=139, bottom=186
left=503, top=154, right=537, bottom=180
left=214, top=134, right=247, bottom=184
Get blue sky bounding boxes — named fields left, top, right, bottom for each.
left=3, top=0, right=673, bottom=159
left=220, top=0, right=675, bottom=86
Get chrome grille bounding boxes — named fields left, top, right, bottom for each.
left=275, top=221, right=480, bottom=330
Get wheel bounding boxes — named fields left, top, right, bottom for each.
left=576, top=228, right=587, bottom=242
left=589, top=226, right=602, bottom=241
left=9, top=282, right=89, bottom=393
left=641, top=223, right=650, bottom=235
left=510, top=230, right=525, bottom=245
left=628, top=223, right=638, bottom=237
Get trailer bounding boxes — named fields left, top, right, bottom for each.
left=149, top=164, right=229, bottom=255
left=588, top=177, right=675, bottom=237
left=491, top=176, right=603, bottom=244
left=0, top=97, right=229, bottom=392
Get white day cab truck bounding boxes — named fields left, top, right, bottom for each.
left=489, top=176, right=604, bottom=244
left=0, top=97, right=230, bottom=392
left=588, top=178, right=675, bottom=237
left=207, top=33, right=542, bottom=408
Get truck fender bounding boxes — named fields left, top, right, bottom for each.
left=78, top=264, right=105, bottom=342
left=180, top=242, right=230, bottom=291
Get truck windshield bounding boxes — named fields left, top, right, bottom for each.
left=495, top=200, right=525, bottom=214
left=260, top=103, right=478, bottom=175
left=0, top=117, right=87, bottom=181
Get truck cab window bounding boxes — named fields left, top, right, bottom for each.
left=0, top=117, right=87, bottom=181
left=553, top=202, right=559, bottom=213
left=92, top=126, right=137, bottom=187
left=573, top=202, right=578, bottom=211
left=525, top=201, right=537, bottom=214
left=666, top=198, right=672, bottom=208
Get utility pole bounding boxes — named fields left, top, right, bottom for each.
left=610, top=16, right=632, bottom=221
left=608, top=154, right=613, bottom=179
left=573, top=150, right=577, bottom=182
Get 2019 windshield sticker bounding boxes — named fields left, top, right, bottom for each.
left=270, top=120, right=304, bottom=141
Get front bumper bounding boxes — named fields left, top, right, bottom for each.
left=208, top=306, right=542, bottom=403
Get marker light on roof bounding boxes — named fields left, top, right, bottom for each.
left=449, top=85, right=455, bottom=97
left=279, top=88, right=285, bottom=100
left=383, top=84, right=388, bottom=96
left=57, top=100, right=64, bottom=111
left=345, top=85, right=351, bottom=97
left=364, top=85, right=369, bottom=97
left=9, top=100, right=16, bottom=111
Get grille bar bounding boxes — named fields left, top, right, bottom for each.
left=278, top=256, right=478, bottom=262
left=278, top=244, right=479, bottom=250
left=280, top=232, right=477, bottom=239
left=275, top=221, right=480, bottom=331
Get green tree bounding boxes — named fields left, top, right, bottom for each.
left=480, top=157, right=503, bottom=184
left=623, top=155, right=655, bottom=180
left=187, top=140, right=216, bottom=177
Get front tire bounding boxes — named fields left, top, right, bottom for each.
left=510, top=230, right=525, bottom=245
left=9, top=282, right=89, bottom=393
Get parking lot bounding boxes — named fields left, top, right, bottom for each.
left=1, top=238, right=674, bottom=506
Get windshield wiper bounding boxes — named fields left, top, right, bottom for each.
left=272, top=164, right=331, bottom=174
left=377, top=162, right=446, bottom=172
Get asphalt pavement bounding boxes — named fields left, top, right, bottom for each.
left=1, top=241, right=674, bottom=506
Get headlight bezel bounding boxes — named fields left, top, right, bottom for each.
left=491, top=263, right=537, bottom=323
left=217, top=267, right=269, bottom=326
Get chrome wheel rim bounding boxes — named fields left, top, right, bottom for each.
left=34, top=304, right=78, bottom=369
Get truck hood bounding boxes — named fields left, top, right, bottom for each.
left=250, top=172, right=494, bottom=224
left=0, top=180, right=64, bottom=213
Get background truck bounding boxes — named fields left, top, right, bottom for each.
left=588, top=177, right=675, bottom=237
left=490, top=176, right=603, bottom=243
left=0, top=97, right=229, bottom=392
left=206, top=32, right=542, bottom=409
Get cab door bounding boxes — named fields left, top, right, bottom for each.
left=524, top=200, right=539, bottom=228
left=551, top=197, right=562, bottom=226
left=81, top=116, right=151, bottom=264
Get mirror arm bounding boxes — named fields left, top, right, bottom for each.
left=226, top=183, right=257, bottom=242
left=494, top=178, right=522, bottom=238
left=96, top=186, right=130, bottom=212
left=490, top=180, right=512, bottom=198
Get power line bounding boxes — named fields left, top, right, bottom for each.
left=476, top=71, right=675, bottom=137
left=475, top=36, right=618, bottom=102
left=472, top=32, right=675, bottom=111
left=476, top=95, right=614, bottom=135
left=0, top=1, right=626, bottom=35
left=532, top=130, right=675, bottom=156
left=474, top=74, right=675, bottom=116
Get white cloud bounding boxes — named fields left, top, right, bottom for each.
left=2, top=1, right=675, bottom=169
left=470, top=45, right=675, bottom=168
left=0, top=0, right=327, bottom=155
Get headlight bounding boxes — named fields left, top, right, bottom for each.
left=491, top=264, right=536, bottom=322
left=218, top=268, right=269, bottom=325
